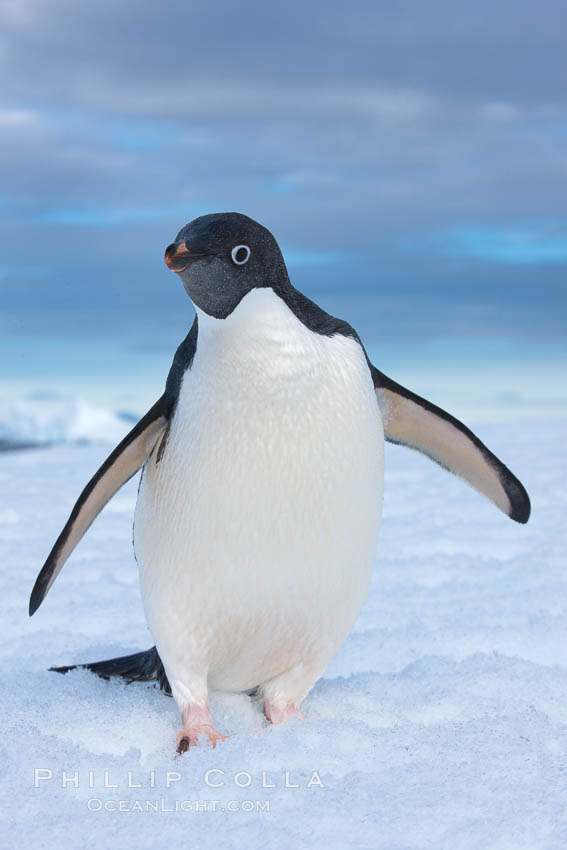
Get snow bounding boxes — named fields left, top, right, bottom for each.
left=1, top=419, right=566, bottom=848
left=0, top=394, right=132, bottom=448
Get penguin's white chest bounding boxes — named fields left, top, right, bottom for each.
left=134, top=289, right=384, bottom=692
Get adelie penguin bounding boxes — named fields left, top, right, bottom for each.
left=30, top=212, right=531, bottom=753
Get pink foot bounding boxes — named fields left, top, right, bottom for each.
left=263, top=700, right=305, bottom=725
left=176, top=726, right=228, bottom=753
left=176, top=704, right=229, bottom=754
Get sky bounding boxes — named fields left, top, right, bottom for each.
left=1, top=0, right=566, bottom=418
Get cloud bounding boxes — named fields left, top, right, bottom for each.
left=40, top=202, right=202, bottom=227
left=0, top=107, right=38, bottom=127
left=0, top=265, right=52, bottom=279
left=282, top=250, right=351, bottom=268
left=410, top=225, right=567, bottom=265
left=0, top=0, right=565, bottom=354
left=1, top=0, right=566, bottom=109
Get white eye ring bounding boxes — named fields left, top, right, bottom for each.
left=231, top=244, right=251, bottom=265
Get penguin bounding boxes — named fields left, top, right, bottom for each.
left=30, top=212, right=530, bottom=753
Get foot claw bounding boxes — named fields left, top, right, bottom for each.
left=176, top=736, right=190, bottom=754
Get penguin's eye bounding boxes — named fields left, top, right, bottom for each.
left=231, top=245, right=251, bottom=265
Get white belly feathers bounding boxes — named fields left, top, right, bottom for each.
left=134, top=289, right=384, bottom=693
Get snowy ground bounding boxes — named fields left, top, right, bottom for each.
left=1, top=419, right=566, bottom=849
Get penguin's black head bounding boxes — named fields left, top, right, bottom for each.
left=165, top=212, right=291, bottom=318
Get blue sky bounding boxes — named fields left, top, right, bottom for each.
left=1, top=0, right=566, bottom=416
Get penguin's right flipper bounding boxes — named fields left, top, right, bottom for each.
left=50, top=646, right=172, bottom=696
left=29, top=397, right=170, bottom=616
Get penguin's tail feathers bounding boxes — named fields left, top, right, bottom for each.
left=50, top=646, right=172, bottom=696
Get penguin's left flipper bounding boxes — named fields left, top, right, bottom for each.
left=50, top=646, right=172, bottom=696
left=371, top=366, right=530, bottom=523
left=29, top=396, right=170, bottom=616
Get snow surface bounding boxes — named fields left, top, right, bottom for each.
left=0, top=395, right=132, bottom=448
left=1, top=420, right=566, bottom=848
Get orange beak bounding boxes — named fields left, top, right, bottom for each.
left=164, top=241, right=207, bottom=272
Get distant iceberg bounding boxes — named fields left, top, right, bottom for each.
left=0, top=395, right=137, bottom=448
